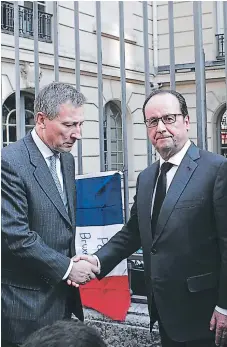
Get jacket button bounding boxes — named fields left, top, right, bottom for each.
left=151, top=248, right=157, bottom=255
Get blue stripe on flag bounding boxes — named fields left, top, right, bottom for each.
left=75, top=173, right=124, bottom=226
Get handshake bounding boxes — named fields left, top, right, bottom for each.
left=67, top=254, right=100, bottom=287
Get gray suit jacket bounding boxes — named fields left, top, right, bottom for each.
left=1, top=133, right=83, bottom=344
left=95, top=144, right=227, bottom=342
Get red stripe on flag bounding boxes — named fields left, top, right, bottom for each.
left=79, top=276, right=131, bottom=321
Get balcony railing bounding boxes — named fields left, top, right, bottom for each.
left=1, top=1, right=52, bottom=43
left=216, top=33, right=225, bottom=60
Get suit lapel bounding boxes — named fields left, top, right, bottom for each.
left=24, top=133, right=72, bottom=226
left=152, top=144, right=200, bottom=245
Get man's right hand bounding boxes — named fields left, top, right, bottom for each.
left=67, top=255, right=100, bottom=287
left=67, top=259, right=99, bottom=287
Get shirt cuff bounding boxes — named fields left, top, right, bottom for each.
left=92, top=255, right=101, bottom=272
left=215, top=306, right=227, bottom=315
left=62, top=259, right=73, bottom=280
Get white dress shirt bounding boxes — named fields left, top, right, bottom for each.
left=31, top=129, right=73, bottom=280
left=151, top=139, right=226, bottom=316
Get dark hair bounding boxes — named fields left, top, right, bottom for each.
left=22, top=320, right=107, bottom=347
left=142, top=89, right=189, bottom=122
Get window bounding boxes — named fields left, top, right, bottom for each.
left=2, top=92, right=35, bottom=147
left=216, top=1, right=224, bottom=34
left=220, top=111, right=227, bottom=158
left=24, top=1, right=45, bottom=12
left=1, top=1, right=52, bottom=43
left=104, top=101, right=124, bottom=171
left=215, top=2, right=225, bottom=59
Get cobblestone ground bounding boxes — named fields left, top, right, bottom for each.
left=79, top=303, right=161, bottom=347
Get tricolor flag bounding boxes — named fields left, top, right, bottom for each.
left=75, top=171, right=131, bottom=321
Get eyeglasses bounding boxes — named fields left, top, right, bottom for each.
left=144, top=114, right=183, bottom=128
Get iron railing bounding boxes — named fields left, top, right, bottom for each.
left=1, top=1, right=52, bottom=43
left=216, top=33, right=225, bottom=60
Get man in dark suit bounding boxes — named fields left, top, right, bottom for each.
left=73, top=90, right=227, bottom=347
left=1, top=82, right=99, bottom=347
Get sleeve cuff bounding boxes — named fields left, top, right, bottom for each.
left=62, top=259, right=73, bottom=280
left=215, top=306, right=227, bottom=315
left=92, top=255, right=101, bottom=272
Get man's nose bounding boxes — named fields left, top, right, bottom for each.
left=156, top=118, right=166, bottom=132
left=71, top=126, right=82, bottom=140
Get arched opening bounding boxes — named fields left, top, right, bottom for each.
left=103, top=100, right=124, bottom=171
left=2, top=91, right=35, bottom=147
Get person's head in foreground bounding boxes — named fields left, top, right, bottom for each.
left=22, top=320, right=107, bottom=347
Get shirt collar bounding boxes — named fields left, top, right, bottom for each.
left=159, top=139, right=191, bottom=167
left=31, top=128, right=59, bottom=160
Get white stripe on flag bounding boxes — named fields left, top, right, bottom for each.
left=75, top=224, right=127, bottom=277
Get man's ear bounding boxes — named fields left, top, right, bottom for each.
left=185, top=115, right=190, bottom=131
left=36, top=112, right=47, bottom=129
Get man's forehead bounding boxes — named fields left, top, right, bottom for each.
left=59, top=101, right=81, bottom=111
left=146, top=93, right=180, bottom=110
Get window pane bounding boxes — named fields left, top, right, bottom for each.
left=117, top=152, right=123, bottom=164
left=117, top=139, right=122, bottom=151
left=9, top=126, right=16, bottom=142
left=24, top=1, right=33, bottom=9
left=9, top=112, right=16, bottom=124
left=25, top=111, right=35, bottom=125
left=117, top=127, right=122, bottom=139
left=111, top=127, right=116, bottom=138
left=111, top=140, right=117, bottom=151
left=3, top=126, right=7, bottom=142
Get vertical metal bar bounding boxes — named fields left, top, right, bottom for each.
left=143, top=1, right=152, bottom=166
left=106, top=114, right=111, bottom=170
left=14, top=2, right=21, bottom=140
left=193, top=1, right=206, bottom=149
left=152, top=2, right=158, bottom=74
left=53, top=1, right=59, bottom=82
left=20, top=94, right=25, bottom=138
left=224, top=1, right=227, bottom=106
left=203, top=50, right=207, bottom=150
left=168, top=2, right=176, bottom=90
left=74, top=1, right=83, bottom=174
left=119, top=1, right=129, bottom=222
left=33, top=1, right=39, bottom=97
left=96, top=2, right=105, bottom=171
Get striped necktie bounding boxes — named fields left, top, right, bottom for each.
left=48, top=154, right=68, bottom=211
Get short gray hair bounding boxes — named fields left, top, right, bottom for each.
left=34, top=82, right=86, bottom=120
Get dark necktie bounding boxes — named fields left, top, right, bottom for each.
left=151, top=162, right=173, bottom=237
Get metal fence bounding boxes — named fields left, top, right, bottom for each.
left=2, top=1, right=227, bottom=300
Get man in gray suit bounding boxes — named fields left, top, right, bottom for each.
left=73, top=90, right=227, bottom=347
left=1, top=82, right=99, bottom=347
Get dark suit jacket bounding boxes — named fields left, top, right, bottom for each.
left=1, top=133, right=83, bottom=344
left=95, top=143, right=227, bottom=342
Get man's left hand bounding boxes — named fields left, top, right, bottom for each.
left=210, top=309, right=227, bottom=346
